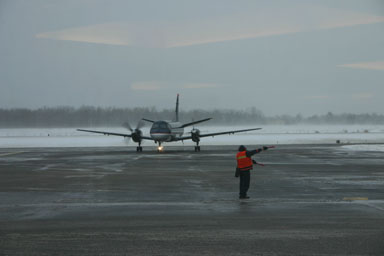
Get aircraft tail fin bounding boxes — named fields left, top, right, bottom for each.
left=175, top=94, right=179, bottom=122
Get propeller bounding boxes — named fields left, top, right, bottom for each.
left=122, top=120, right=145, bottom=144
left=188, top=118, right=201, bottom=143
left=123, top=137, right=131, bottom=145
left=190, top=127, right=201, bottom=152
left=190, top=128, right=201, bottom=143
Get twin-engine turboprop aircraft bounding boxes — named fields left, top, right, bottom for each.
left=77, top=94, right=261, bottom=152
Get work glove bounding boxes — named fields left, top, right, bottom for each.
left=252, top=160, right=257, bottom=164
left=263, top=146, right=268, bottom=151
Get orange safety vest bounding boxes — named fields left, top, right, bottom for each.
left=236, top=151, right=253, bottom=171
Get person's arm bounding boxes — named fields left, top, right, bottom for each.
left=246, top=146, right=269, bottom=157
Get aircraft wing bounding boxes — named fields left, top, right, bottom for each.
left=177, top=127, right=262, bottom=141
left=77, top=129, right=154, bottom=140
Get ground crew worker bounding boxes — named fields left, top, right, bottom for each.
left=236, top=145, right=268, bottom=199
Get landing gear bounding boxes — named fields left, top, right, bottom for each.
left=136, top=142, right=143, bottom=152
left=194, top=141, right=201, bottom=152
left=157, top=143, right=164, bottom=152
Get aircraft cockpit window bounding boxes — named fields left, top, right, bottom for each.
left=159, top=123, right=167, bottom=128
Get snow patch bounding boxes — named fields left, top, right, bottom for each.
left=340, top=144, right=384, bottom=152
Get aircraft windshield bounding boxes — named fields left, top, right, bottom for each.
left=153, top=122, right=168, bottom=129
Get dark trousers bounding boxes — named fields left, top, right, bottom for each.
left=239, top=170, right=250, bottom=197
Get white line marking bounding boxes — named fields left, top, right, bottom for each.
left=343, top=197, right=368, bottom=201
left=0, top=151, right=26, bottom=157
left=0, top=202, right=206, bottom=208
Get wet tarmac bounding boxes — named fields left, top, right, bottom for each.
left=0, top=144, right=384, bottom=255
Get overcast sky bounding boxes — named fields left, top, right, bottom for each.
left=1, top=0, right=383, bottom=115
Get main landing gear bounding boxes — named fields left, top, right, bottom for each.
left=194, top=141, right=201, bottom=152
left=136, top=142, right=143, bottom=152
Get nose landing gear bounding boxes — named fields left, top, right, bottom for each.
left=157, top=142, right=164, bottom=152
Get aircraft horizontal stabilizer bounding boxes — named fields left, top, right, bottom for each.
left=179, top=118, right=212, bottom=128
left=142, top=118, right=155, bottom=123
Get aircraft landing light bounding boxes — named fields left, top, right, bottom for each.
left=158, top=146, right=164, bottom=152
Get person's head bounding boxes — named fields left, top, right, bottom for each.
left=238, top=145, right=246, bottom=151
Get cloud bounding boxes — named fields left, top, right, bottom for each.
left=351, top=93, right=374, bottom=100
left=36, top=6, right=384, bottom=48
left=338, top=61, right=384, bottom=71
left=316, top=8, right=384, bottom=29
left=36, top=23, right=135, bottom=46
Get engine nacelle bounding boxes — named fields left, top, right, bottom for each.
left=131, top=129, right=142, bottom=143
left=191, top=128, right=200, bottom=142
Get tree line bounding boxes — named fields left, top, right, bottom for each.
left=0, top=106, right=384, bottom=128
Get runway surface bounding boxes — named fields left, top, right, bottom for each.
left=0, top=145, right=384, bottom=255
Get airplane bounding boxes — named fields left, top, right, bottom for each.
left=77, top=94, right=261, bottom=152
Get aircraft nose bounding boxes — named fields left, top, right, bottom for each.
left=150, top=127, right=171, bottom=141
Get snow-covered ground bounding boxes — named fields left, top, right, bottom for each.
left=339, top=144, right=384, bottom=152
left=0, top=125, right=384, bottom=149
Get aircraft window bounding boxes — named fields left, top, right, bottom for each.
left=160, top=123, right=167, bottom=128
left=153, top=123, right=159, bottom=128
